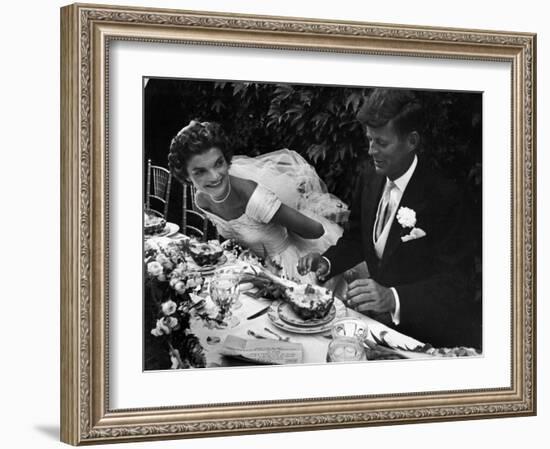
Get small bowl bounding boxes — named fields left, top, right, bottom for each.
left=285, top=284, right=334, bottom=320
left=188, top=241, right=224, bottom=266
left=144, top=209, right=166, bottom=235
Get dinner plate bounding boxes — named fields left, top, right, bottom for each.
left=277, top=301, right=336, bottom=328
left=268, top=298, right=346, bottom=334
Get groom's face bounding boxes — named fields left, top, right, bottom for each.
left=366, top=120, right=418, bottom=180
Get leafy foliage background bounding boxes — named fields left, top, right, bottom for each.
left=145, top=78, right=481, bottom=207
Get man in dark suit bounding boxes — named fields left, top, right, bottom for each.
left=298, top=88, right=481, bottom=349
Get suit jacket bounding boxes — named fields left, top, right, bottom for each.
left=323, top=158, right=481, bottom=348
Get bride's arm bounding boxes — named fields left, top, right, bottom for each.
left=237, top=177, right=324, bottom=239
left=271, top=204, right=325, bottom=239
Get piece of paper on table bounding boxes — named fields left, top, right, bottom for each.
left=220, top=335, right=304, bottom=365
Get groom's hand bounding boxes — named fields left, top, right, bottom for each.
left=297, top=252, right=329, bottom=277
left=346, top=279, right=396, bottom=314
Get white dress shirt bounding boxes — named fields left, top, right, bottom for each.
left=375, top=155, right=418, bottom=324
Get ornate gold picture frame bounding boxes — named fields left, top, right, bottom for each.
left=60, top=3, right=536, bottom=445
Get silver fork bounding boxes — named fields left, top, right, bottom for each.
left=263, top=327, right=290, bottom=342
left=247, top=329, right=269, bottom=340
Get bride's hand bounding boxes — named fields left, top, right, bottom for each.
left=297, top=252, right=328, bottom=276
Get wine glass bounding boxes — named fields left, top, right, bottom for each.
left=209, top=271, right=241, bottom=328
left=213, top=265, right=243, bottom=309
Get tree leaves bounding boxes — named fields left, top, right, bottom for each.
left=145, top=78, right=481, bottom=208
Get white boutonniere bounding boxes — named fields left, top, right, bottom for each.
left=396, top=206, right=427, bottom=242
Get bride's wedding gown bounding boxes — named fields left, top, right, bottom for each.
left=198, top=149, right=347, bottom=283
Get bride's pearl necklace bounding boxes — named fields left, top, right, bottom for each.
left=209, top=180, right=232, bottom=203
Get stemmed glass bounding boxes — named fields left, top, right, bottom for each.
left=209, top=270, right=241, bottom=328
left=213, top=265, right=243, bottom=310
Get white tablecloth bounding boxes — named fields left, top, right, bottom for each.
left=189, top=285, right=422, bottom=367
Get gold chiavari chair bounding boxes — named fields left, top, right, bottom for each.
left=146, top=159, right=172, bottom=218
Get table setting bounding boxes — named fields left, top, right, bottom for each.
left=144, top=230, right=479, bottom=370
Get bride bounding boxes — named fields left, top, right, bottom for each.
left=168, top=120, right=346, bottom=283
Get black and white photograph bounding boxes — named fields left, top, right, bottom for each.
left=143, top=79, right=483, bottom=370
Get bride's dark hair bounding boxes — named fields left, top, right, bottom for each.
left=168, top=120, right=232, bottom=183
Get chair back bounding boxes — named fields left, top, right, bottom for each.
left=182, top=184, right=211, bottom=240
left=146, top=159, right=172, bottom=218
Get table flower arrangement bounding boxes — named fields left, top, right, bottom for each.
left=144, top=237, right=207, bottom=370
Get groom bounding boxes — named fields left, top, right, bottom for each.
left=298, top=88, right=481, bottom=349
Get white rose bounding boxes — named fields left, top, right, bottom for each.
left=150, top=318, right=169, bottom=336
left=147, top=261, right=163, bottom=277
left=169, top=277, right=180, bottom=288
left=396, top=207, right=417, bottom=228
left=150, top=317, right=180, bottom=337
left=150, top=327, right=164, bottom=337
left=174, top=281, right=187, bottom=294
left=161, top=300, right=177, bottom=316
left=165, top=316, right=179, bottom=330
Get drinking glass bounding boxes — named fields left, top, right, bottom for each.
left=326, top=318, right=367, bottom=363
left=209, top=271, right=241, bottom=328
left=213, top=265, right=243, bottom=309
left=327, top=337, right=366, bottom=363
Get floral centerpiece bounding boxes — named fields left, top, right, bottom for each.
left=144, top=237, right=207, bottom=370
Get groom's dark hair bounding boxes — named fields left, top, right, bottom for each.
left=357, top=88, right=423, bottom=137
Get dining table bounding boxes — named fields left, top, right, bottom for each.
left=190, top=291, right=423, bottom=367
left=176, top=243, right=424, bottom=368
left=145, top=227, right=479, bottom=370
